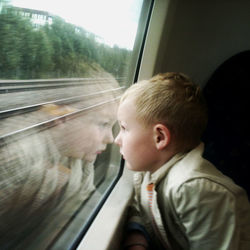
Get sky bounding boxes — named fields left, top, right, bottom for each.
left=10, top=0, right=143, bottom=49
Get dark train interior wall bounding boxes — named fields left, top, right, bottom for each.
left=154, top=0, right=250, bottom=87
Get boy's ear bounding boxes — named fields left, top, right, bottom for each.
left=153, top=124, right=171, bottom=150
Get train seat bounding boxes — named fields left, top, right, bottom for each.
left=202, top=50, right=250, bottom=198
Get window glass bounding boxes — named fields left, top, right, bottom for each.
left=0, top=0, right=144, bottom=248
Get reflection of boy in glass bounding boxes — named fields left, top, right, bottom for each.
left=0, top=83, right=119, bottom=248
left=40, top=101, right=117, bottom=201
left=45, top=103, right=116, bottom=162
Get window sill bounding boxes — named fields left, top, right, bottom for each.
left=77, top=167, right=134, bottom=250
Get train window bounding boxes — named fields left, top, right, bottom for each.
left=0, top=0, right=148, bottom=248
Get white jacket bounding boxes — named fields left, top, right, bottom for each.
left=129, top=143, right=250, bottom=250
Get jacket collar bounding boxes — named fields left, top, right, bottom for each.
left=146, top=143, right=204, bottom=186
left=146, top=153, right=185, bottom=186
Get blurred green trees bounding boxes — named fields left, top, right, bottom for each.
left=0, top=4, right=131, bottom=79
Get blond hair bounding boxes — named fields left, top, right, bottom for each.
left=121, top=72, right=208, bottom=152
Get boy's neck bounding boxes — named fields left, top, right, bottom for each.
left=149, top=147, right=178, bottom=174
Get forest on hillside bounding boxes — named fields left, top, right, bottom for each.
left=0, top=2, right=131, bottom=80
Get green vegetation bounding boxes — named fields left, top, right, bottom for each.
left=0, top=3, right=131, bottom=79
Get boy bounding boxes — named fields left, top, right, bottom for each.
left=115, top=72, right=250, bottom=250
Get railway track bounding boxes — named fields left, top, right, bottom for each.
left=0, top=87, right=124, bottom=118
left=0, top=78, right=124, bottom=93
left=0, top=77, right=125, bottom=114
left=0, top=78, right=125, bottom=142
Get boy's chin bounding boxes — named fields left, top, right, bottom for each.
left=125, top=162, right=143, bottom=172
left=125, top=162, right=134, bottom=170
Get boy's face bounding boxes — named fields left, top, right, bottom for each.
left=115, top=98, right=159, bottom=172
